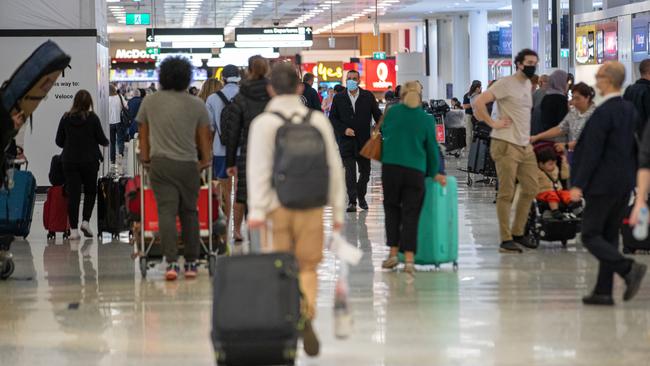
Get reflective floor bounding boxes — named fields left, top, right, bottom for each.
left=1, top=159, right=650, bottom=366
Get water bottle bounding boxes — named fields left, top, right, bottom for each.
left=633, top=206, right=649, bottom=241
left=333, top=281, right=352, bottom=339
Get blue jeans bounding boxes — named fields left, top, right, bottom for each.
left=110, top=124, right=125, bottom=163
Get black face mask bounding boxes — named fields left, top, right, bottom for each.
left=522, top=65, right=536, bottom=78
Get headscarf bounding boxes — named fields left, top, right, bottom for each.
left=546, top=69, right=568, bottom=96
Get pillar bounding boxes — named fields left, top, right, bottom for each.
left=469, top=10, right=488, bottom=89
left=512, top=0, right=533, bottom=56
left=452, top=15, right=469, bottom=100
left=437, top=18, right=453, bottom=98
left=0, top=0, right=109, bottom=185
left=538, top=0, right=549, bottom=73
left=427, top=19, right=438, bottom=100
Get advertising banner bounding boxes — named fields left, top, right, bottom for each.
left=599, top=21, right=618, bottom=62
left=316, top=62, right=343, bottom=82
left=632, top=12, right=650, bottom=63
left=575, top=24, right=596, bottom=65
left=362, top=59, right=396, bottom=92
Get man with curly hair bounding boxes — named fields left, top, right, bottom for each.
left=137, top=56, right=212, bottom=281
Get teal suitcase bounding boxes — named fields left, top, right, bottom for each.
left=409, top=176, right=459, bottom=269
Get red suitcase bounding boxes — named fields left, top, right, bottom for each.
left=43, top=185, right=70, bottom=239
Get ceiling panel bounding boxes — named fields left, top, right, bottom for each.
left=107, top=0, right=509, bottom=41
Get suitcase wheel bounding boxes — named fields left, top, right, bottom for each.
left=63, top=230, right=70, bottom=240
left=623, top=247, right=634, bottom=255
left=208, top=254, right=217, bottom=277
left=453, top=262, right=459, bottom=272
left=0, top=257, right=14, bottom=280
left=47, top=231, right=55, bottom=240
left=139, top=257, right=148, bottom=278
left=467, top=175, right=473, bottom=187
left=561, top=240, right=568, bottom=248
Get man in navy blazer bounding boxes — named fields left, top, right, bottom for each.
left=329, top=70, right=383, bottom=212
left=571, top=61, right=647, bottom=306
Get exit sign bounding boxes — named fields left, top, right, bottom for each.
left=146, top=47, right=160, bottom=55
left=373, top=51, right=386, bottom=60
left=560, top=48, right=570, bottom=58
left=126, top=13, right=151, bottom=25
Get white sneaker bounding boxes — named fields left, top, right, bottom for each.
left=69, top=229, right=81, bottom=240
left=80, top=221, right=94, bottom=238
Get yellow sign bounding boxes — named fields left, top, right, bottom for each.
left=317, top=62, right=343, bottom=82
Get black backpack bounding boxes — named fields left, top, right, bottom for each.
left=216, top=91, right=236, bottom=146
left=272, top=110, right=329, bottom=209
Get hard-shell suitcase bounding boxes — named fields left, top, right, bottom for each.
left=0, top=170, right=36, bottom=238
left=414, top=176, right=459, bottom=269
left=97, top=176, right=130, bottom=238
left=212, top=176, right=300, bottom=366
left=43, top=185, right=70, bottom=239
left=212, top=253, right=301, bottom=366
left=467, top=136, right=496, bottom=177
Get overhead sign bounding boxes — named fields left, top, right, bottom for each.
left=235, top=27, right=313, bottom=48
left=372, top=52, right=386, bottom=60
left=126, top=13, right=150, bottom=25
left=146, top=47, right=159, bottom=55
left=146, top=28, right=225, bottom=49
left=560, top=48, right=569, bottom=58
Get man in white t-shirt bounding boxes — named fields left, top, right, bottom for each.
left=473, top=49, right=540, bottom=254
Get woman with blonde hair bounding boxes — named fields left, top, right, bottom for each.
left=198, top=78, right=223, bottom=102
left=380, top=81, right=443, bottom=278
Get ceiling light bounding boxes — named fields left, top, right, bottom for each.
left=129, top=36, right=135, bottom=42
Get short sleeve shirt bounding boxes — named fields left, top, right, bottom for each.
left=558, top=104, right=595, bottom=142
left=489, top=75, right=533, bottom=146
left=136, top=90, right=210, bottom=162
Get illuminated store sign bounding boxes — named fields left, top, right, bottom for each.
left=115, top=49, right=152, bottom=59
left=316, top=62, right=343, bottom=82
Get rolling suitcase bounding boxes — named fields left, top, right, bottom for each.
left=413, top=176, right=459, bottom=269
left=0, top=170, right=36, bottom=238
left=444, top=127, right=466, bottom=153
left=97, top=175, right=130, bottom=239
left=212, top=176, right=300, bottom=366
left=43, top=185, right=70, bottom=239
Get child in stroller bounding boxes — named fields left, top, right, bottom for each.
left=526, top=146, right=582, bottom=247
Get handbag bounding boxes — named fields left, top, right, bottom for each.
left=360, top=116, right=384, bottom=161
left=118, top=94, right=131, bottom=128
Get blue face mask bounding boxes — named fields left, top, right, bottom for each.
left=346, top=79, right=359, bottom=91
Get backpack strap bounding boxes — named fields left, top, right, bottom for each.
left=216, top=91, right=230, bottom=105
left=270, top=111, right=296, bottom=125
left=301, top=109, right=315, bottom=125
left=270, top=110, right=314, bottom=125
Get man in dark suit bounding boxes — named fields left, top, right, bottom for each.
left=302, top=73, right=322, bottom=111
left=571, top=61, right=647, bottom=306
left=330, top=70, right=382, bottom=212
left=623, top=58, right=650, bottom=138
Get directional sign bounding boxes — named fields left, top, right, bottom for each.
left=373, top=51, right=386, bottom=60
left=126, top=13, right=150, bottom=25
left=146, top=47, right=160, bottom=55
left=235, top=27, right=313, bottom=48
left=560, top=48, right=570, bottom=58
left=146, top=28, right=225, bottom=49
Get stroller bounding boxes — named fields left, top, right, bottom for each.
left=526, top=142, right=582, bottom=248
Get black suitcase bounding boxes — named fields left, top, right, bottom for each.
left=97, top=176, right=130, bottom=238
left=212, top=253, right=301, bottom=366
left=622, top=195, right=650, bottom=254
left=444, top=127, right=466, bottom=152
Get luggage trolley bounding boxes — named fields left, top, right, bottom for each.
left=135, top=164, right=218, bottom=278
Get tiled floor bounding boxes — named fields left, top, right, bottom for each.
left=1, top=159, right=650, bottom=366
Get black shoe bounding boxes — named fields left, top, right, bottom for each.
left=499, top=241, right=523, bottom=253
left=301, top=319, right=320, bottom=357
left=358, top=200, right=368, bottom=210
left=346, top=203, right=357, bottom=213
left=513, top=235, right=538, bottom=249
left=624, top=262, right=648, bottom=301
left=582, top=293, right=615, bottom=306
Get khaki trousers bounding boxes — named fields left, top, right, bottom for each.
left=262, top=207, right=324, bottom=320
left=490, top=139, right=539, bottom=242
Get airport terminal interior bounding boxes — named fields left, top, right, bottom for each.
left=1, top=0, right=650, bottom=365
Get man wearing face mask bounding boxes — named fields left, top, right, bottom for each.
left=329, top=70, right=383, bottom=212
left=473, top=49, right=540, bottom=254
